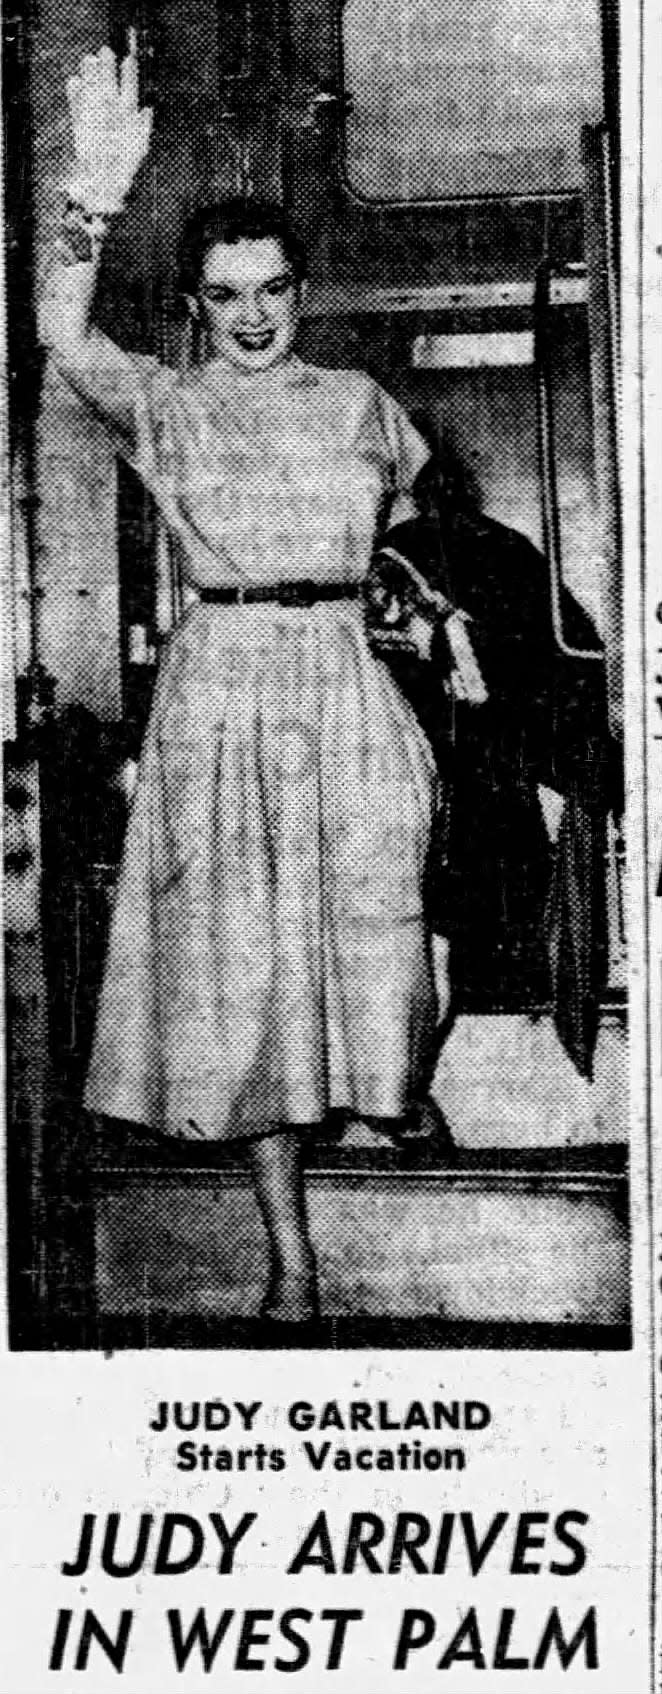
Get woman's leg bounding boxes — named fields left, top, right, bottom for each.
left=247, top=1130, right=319, bottom=1321
left=342, top=938, right=456, bottom=1154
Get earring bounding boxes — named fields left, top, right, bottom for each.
left=195, top=321, right=209, bottom=366
left=178, top=312, right=208, bottom=371
left=178, top=315, right=193, bottom=374
left=190, top=298, right=208, bottom=367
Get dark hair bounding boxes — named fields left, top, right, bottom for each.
left=178, top=199, right=308, bottom=295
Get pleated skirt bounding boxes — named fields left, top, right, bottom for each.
left=85, top=596, right=439, bottom=1139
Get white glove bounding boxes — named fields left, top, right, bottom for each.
left=66, top=32, right=153, bottom=216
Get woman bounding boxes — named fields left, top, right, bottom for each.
left=40, top=40, right=466, bottom=1323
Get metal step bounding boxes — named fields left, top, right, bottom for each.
left=92, top=1145, right=630, bottom=1348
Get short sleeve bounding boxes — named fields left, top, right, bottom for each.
left=374, top=385, right=430, bottom=494
left=58, top=337, right=196, bottom=551
left=51, top=328, right=180, bottom=484
left=130, top=358, right=182, bottom=499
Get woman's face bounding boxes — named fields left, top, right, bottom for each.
left=199, top=237, right=304, bottom=372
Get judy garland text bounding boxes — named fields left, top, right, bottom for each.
left=48, top=1508, right=599, bottom=1674
left=150, top=1396, right=491, bottom=1472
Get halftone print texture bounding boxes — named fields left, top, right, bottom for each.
left=4, top=0, right=628, bottom=1351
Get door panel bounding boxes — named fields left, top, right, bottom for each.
left=284, top=0, right=607, bottom=293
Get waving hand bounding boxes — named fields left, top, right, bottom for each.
left=66, top=31, right=153, bottom=216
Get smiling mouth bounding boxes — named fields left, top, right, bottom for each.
left=234, top=329, right=274, bottom=351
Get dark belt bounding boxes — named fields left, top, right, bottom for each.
left=198, top=579, right=361, bottom=609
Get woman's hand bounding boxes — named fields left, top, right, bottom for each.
left=368, top=612, right=435, bottom=662
left=364, top=548, right=488, bottom=702
left=66, top=31, right=153, bottom=216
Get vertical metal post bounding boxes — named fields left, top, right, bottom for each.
left=582, top=120, right=623, bottom=740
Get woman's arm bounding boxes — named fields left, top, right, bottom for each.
left=39, top=212, right=142, bottom=440
left=38, top=37, right=153, bottom=441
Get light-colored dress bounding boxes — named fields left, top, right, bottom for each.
left=83, top=350, right=438, bottom=1139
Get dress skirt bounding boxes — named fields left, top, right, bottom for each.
left=85, top=595, right=439, bottom=1140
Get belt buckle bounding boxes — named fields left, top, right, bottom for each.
left=276, top=579, right=316, bottom=609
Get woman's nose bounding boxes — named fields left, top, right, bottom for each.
left=239, top=291, right=267, bottom=324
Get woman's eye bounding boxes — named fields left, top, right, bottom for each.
left=203, top=287, right=234, bottom=305
left=264, top=278, right=292, bottom=298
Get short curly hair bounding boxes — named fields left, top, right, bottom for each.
left=178, top=200, right=308, bottom=296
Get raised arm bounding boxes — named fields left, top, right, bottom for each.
left=38, top=34, right=153, bottom=439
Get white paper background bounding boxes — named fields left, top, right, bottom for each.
left=1, top=1, right=660, bottom=1690
left=0, top=1347, right=654, bottom=1691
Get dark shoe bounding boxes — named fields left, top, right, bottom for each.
left=260, top=1268, right=320, bottom=1324
left=397, top=1096, right=457, bottom=1162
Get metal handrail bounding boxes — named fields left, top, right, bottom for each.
left=533, top=262, right=603, bottom=662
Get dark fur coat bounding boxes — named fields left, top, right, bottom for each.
left=369, top=505, right=618, bottom=1076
